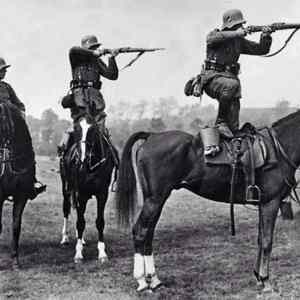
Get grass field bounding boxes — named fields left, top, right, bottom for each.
left=1, top=157, right=300, bottom=300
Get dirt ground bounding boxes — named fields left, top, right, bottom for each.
left=1, top=157, right=300, bottom=300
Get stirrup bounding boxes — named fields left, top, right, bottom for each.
left=245, top=185, right=261, bottom=204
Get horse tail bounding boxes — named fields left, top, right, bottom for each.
left=115, top=131, right=151, bottom=228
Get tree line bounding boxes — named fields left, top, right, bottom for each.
left=28, top=98, right=297, bottom=156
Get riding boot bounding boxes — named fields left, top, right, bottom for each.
left=215, top=97, right=234, bottom=138
left=104, top=129, right=119, bottom=167
left=28, top=173, right=47, bottom=200
left=98, top=118, right=119, bottom=167
left=58, top=131, right=71, bottom=157
left=96, top=119, right=107, bottom=164
left=227, top=98, right=240, bottom=134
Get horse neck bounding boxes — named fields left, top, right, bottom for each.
left=273, top=113, right=300, bottom=167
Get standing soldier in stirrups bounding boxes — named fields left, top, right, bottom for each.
left=198, top=9, right=273, bottom=156
left=59, top=35, right=119, bottom=162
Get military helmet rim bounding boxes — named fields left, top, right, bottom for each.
left=81, top=35, right=102, bottom=49
left=221, top=9, right=246, bottom=30
left=0, top=58, right=11, bottom=71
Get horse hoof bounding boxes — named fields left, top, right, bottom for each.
left=136, top=284, right=148, bottom=293
left=136, top=278, right=148, bottom=293
left=149, top=276, right=163, bottom=291
left=60, top=237, right=70, bottom=246
left=11, top=259, right=20, bottom=270
left=74, top=257, right=83, bottom=264
left=98, top=257, right=108, bottom=264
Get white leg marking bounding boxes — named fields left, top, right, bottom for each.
left=134, top=253, right=148, bottom=292
left=97, top=241, right=108, bottom=263
left=60, top=217, right=70, bottom=244
left=74, top=239, right=84, bottom=263
left=145, top=255, right=162, bottom=290
left=76, top=229, right=86, bottom=245
left=80, top=119, right=89, bottom=162
left=144, top=255, right=155, bottom=276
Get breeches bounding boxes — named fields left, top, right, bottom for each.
left=204, top=76, right=241, bottom=100
left=71, top=87, right=106, bottom=123
left=204, top=76, right=241, bottom=132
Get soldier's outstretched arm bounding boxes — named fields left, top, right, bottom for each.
left=97, top=56, right=119, bottom=80
left=207, top=28, right=246, bottom=46
left=241, top=32, right=272, bottom=55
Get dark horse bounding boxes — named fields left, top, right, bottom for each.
left=0, top=103, right=37, bottom=267
left=115, top=110, right=300, bottom=292
left=59, top=122, right=118, bottom=263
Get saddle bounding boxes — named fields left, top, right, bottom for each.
left=205, top=125, right=277, bottom=167
left=203, top=124, right=278, bottom=203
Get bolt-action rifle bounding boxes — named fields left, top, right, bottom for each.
left=98, top=47, right=165, bottom=69
left=245, top=22, right=300, bottom=57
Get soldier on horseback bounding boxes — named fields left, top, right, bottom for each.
left=198, top=9, right=273, bottom=155
left=0, top=57, right=46, bottom=199
left=59, top=35, right=119, bottom=163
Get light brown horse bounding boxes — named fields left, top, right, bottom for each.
left=115, top=110, right=300, bottom=292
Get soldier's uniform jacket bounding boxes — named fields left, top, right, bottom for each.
left=0, top=81, right=25, bottom=112
left=63, top=46, right=118, bottom=121
left=201, top=29, right=272, bottom=97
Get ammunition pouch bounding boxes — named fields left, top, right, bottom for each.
left=205, top=60, right=240, bottom=76
left=184, top=74, right=203, bottom=97
left=70, top=80, right=102, bottom=90
left=61, top=93, right=75, bottom=109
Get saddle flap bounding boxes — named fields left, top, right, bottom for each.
left=241, top=135, right=266, bottom=169
left=204, top=134, right=269, bottom=169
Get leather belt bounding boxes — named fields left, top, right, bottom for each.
left=70, top=80, right=102, bottom=90
left=204, top=60, right=240, bottom=75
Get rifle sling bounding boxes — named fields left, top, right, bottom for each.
left=121, top=51, right=145, bottom=70
left=263, top=28, right=299, bottom=57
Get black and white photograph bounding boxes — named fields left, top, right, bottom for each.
left=0, top=1, right=300, bottom=299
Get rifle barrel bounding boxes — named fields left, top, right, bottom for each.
left=247, top=23, right=300, bottom=33
left=100, top=47, right=165, bottom=55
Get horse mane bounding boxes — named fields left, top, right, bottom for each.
left=272, top=109, right=300, bottom=128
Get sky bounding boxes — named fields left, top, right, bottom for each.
left=1, top=0, right=300, bottom=118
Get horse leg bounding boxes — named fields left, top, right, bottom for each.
left=133, top=196, right=166, bottom=292
left=95, top=191, right=109, bottom=263
left=254, top=198, right=280, bottom=293
left=11, top=195, right=27, bottom=268
left=61, top=182, right=71, bottom=245
left=74, top=195, right=88, bottom=263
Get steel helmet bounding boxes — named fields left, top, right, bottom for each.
left=0, top=58, right=10, bottom=71
left=222, top=9, right=246, bottom=30
left=81, top=35, right=101, bottom=49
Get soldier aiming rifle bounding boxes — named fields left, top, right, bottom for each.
left=59, top=35, right=164, bottom=162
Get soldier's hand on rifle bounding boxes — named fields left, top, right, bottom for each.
left=93, top=48, right=102, bottom=57
left=262, top=26, right=274, bottom=35
left=110, top=49, right=120, bottom=58
left=236, top=27, right=247, bottom=37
